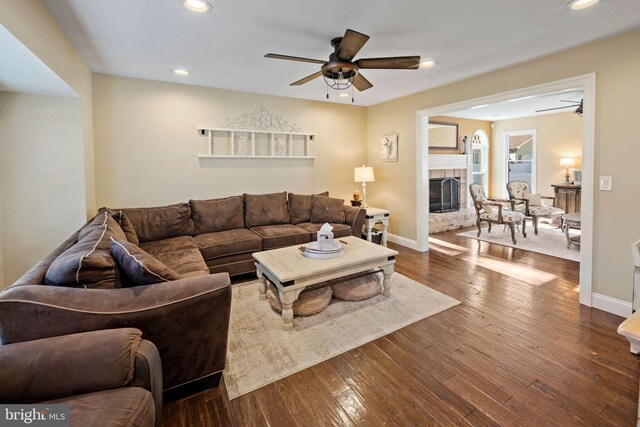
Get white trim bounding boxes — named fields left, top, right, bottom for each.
left=387, top=233, right=419, bottom=250
left=416, top=73, right=596, bottom=308
left=592, top=293, right=632, bottom=318
left=503, top=128, right=537, bottom=197
left=416, top=110, right=430, bottom=252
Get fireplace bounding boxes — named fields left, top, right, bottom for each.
left=430, top=177, right=460, bottom=213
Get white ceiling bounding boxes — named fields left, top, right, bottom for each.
left=41, top=0, right=640, bottom=106
left=446, top=89, right=584, bottom=121
left=0, top=25, right=76, bottom=97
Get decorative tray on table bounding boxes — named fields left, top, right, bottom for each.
left=299, top=241, right=345, bottom=259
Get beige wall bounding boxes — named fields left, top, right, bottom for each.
left=0, top=0, right=95, bottom=216
left=0, top=92, right=85, bottom=287
left=491, top=112, right=582, bottom=198
left=367, top=28, right=640, bottom=302
left=92, top=74, right=367, bottom=208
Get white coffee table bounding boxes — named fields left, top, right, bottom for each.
left=253, top=236, right=399, bottom=330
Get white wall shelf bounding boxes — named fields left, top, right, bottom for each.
left=197, top=126, right=316, bottom=159
left=197, top=154, right=316, bottom=159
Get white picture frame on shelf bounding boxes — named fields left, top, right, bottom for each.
left=573, top=169, right=582, bottom=185
left=381, top=134, right=398, bottom=162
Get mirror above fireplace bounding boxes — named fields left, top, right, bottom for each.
left=428, top=121, right=459, bottom=150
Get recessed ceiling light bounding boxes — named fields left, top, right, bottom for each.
left=174, top=68, right=189, bottom=75
left=339, top=93, right=349, bottom=97
left=420, top=59, right=436, bottom=68
left=183, top=0, right=212, bottom=13
left=470, top=104, right=490, bottom=109
left=568, top=0, right=599, bottom=10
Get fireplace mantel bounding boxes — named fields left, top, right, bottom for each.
left=429, top=154, right=470, bottom=170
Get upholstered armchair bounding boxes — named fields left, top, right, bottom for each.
left=506, top=181, right=565, bottom=235
left=0, top=328, right=162, bottom=427
left=469, top=183, right=526, bottom=245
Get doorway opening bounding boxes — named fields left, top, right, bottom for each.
left=416, top=74, right=595, bottom=308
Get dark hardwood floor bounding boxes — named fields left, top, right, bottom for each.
left=163, top=227, right=639, bottom=426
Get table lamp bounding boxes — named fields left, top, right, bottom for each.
left=354, top=165, right=375, bottom=208
left=559, top=157, right=575, bottom=183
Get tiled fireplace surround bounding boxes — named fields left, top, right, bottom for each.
left=428, top=155, right=476, bottom=234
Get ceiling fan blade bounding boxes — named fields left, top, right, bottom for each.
left=352, top=73, right=373, bottom=91
left=290, top=71, right=323, bottom=86
left=535, top=105, right=579, bottom=113
left=356, top=56, right=421, bottom=70
left=336, top=29, right=370, bottom=61
left=265, top=53, right=325, bottom=65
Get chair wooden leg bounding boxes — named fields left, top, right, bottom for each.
left=476, top=218, right=482, bottom=237
left=533, top=216, right=539, bottom=235
left=522, top=219, right=527, bottom=238
left=509, top=222, right=517, bottom=245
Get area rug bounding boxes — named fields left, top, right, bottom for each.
left=223, top=273, right=460, bottom=399
left=457, top=222, right=580, bottom=262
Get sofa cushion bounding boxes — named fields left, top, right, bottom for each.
left=195, top=228, right=262, bottom=260
left=296, top=222, right=353, bottom=240
left=110, top=210, right=140, bottom=245
left=110, top=238, right=182, bottom=286
left=44, top=387, right=154, bottom=427
left=244, top=192, right=289, bottom=228
left=120, top=203, right=195, bottom=243
left=250, top=224, right=311, bottom=250
left=45, top=212, right=125, bottom=289
left=310, top=196, right=346, bottom=224
left=139, top=236, right=208, bottom=276
left=288, top=191, right=329, bottom=224
left=190, top=195, right=244, bottom=234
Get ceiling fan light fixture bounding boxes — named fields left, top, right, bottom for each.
left=173, top=68, right=189, bottom=75
left=339, top=93, right=350, bottom=98
left=568, top=0, right=599, bottom=10
left=420, top=59, right=436, bottom=68
left=183, top=0, right=212, bottom=13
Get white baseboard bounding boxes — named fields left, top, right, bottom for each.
left=591, top=293, right=632, bottom=318
left=387, top=233, right=419, bottom=250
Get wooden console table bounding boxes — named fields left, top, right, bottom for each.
left=552, top=184, right=581, bottom=214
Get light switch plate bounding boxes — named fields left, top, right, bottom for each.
left=599, top=176, right=612, bottom=191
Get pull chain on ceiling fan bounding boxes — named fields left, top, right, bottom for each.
left=265, top=29, right=421, bottom=102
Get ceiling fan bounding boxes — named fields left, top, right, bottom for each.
left=265, top=29, right=421, bottom=101
left=535, top=99, right=583, bottom=116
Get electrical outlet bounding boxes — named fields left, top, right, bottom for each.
left=599, top=176, right=612, bottom=191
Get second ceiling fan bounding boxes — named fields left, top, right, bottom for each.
left=265, top=29, right=421, bottom=100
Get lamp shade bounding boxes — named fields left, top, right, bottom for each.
left=354, top=166, right=375, bottom=183
left=559, top=157, right=575, bottom=167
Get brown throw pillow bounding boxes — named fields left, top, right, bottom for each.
left=45, top=212, right=125, bottom=289
left=190, top=196, right=244, bottom=234
left=288, top=191, right=329, bottom=224
left=110, top=238, right=182, bottom=286
left=109, top=209, right=139, bottom=245
left=120, top=203, right=195, bottom=243
left=243, top=192, right=289, bottom=228
left=310, top=196, right=346, bottom=224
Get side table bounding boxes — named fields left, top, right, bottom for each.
left=562, top=212, right=581, bottom=249
left=363, top=207, right=390, bottom=247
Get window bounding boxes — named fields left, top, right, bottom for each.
left=471, top=130, right=489, bottom=189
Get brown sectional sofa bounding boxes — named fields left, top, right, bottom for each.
left=0, top=191, right=365, bottom=392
